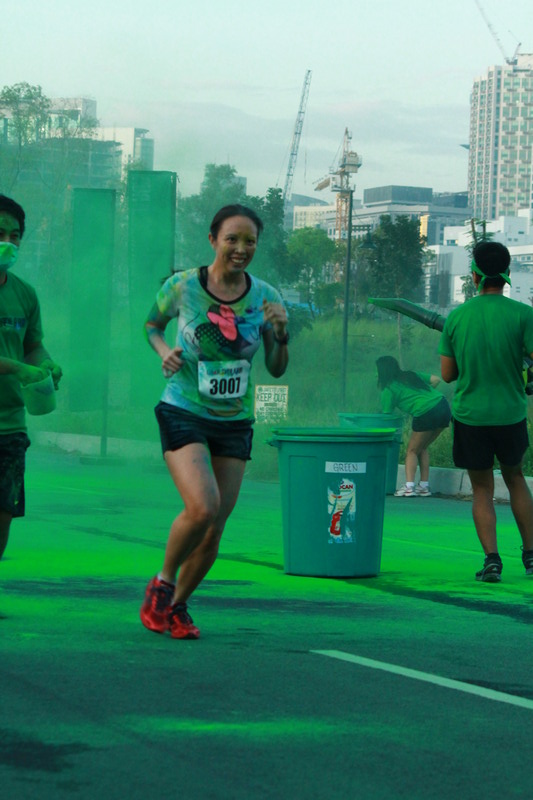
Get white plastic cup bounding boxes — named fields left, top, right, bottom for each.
left=21, top=372, right=57, bottom=416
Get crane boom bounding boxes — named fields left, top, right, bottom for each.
left=474, top=0, right=520, bottom=65
left=283, top=70, right=312, bottom=205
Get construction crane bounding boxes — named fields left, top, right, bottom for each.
left=474, top=0, right=521, bottom=65
left=314, top=128, right=363, bottom=407
left=314, top=128, right=362, bottom=241
left=282, top=70, right=312, bottom=208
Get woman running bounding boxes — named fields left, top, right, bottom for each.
left=140, top=204, right=289, bottom=638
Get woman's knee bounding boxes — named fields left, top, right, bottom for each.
left=406, top=442, right=424, bottom=457
left=184, top=495, right=221, bottom=529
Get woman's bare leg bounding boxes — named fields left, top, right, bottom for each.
left=160, top=444, right=246, bottom=603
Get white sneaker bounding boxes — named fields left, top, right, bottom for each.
left=394, top=485, right=415, bottom=497
left=415, top=484, right=432, bottom=496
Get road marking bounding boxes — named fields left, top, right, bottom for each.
left=311, top=650, right=533, bottom=711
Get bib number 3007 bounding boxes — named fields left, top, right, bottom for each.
left=209, top=375, right=241, bottom=397
left=198, top=360, right=250, bottom=400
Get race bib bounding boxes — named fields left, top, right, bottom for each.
left=198, top=360, right=250, bottom=400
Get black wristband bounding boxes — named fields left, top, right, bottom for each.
left=273, top=330, right=290, bottom=345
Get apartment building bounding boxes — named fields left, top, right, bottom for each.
left=468, top=54, right=533, bottom=220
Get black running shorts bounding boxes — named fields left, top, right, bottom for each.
left=452, top=418, right=529, bottom=470
left=0, top=432, right=30, bottom=517
left=412, top=396, right=451, bottom=432
left=155, top=402, right=253, bottom=461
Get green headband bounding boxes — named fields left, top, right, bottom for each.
left=471, top=259, right=511, bottom=290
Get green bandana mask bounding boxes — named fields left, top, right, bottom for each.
left=0, top=241, right=18, bottom=270
left=471, top=259, right=511, bottom=291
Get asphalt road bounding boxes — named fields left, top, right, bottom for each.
left=1, top=448, right=532, bottom=799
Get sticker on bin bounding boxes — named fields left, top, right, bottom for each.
left=325, top=462, right=367, bottom=473
left=328, top=479, right=356, bottom=544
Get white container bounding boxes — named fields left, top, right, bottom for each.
left=21, top=372, right=56, bottom=415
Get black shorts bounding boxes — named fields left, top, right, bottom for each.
left=0, top=433, right=30, bottom=517
left=155, top=402, right=253, bottom=461
left=452, top=418, right=529, bottom=470
left=412, top=397, right=451, bottom=432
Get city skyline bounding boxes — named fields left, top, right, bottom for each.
left=2, top=0, right=532, bottom=201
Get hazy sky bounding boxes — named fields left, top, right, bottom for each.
left=3, top=0, right=532, bottom=202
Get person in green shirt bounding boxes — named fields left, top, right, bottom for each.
left=376, top=355, right=451, bottom=497
left=0, top=195, right=62, bottom=560
left=440, top=241, right=533, bottom=582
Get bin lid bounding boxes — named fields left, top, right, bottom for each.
left=270, top=426, right=397, bottom=442
left=338, top=412, right=403, bottom=425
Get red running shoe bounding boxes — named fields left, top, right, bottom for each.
left=140, top=575, right=174, bottom=633
left=168, top=603, right=200, bottom=639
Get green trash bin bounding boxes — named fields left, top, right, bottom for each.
left=269, top=426, right=395, bottom=577
left=338, top=413, right=404, bottom=494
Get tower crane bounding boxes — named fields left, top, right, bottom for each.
left=314, top=128, right=362, bottom=241
left=474, top=0, right=521, bottom=65
left=283, top=70, right=312, bottom=208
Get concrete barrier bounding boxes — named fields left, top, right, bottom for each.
left=396, top=464, right=533, bottom=501
left=34, top=431, right=161, bottom=461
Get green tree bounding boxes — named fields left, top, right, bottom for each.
left=357, top=215, right=425, bottom=361
left=0, top=82, right=51, bottom=193
left=0, top=82, right=51, bottom=147
left=314, top=280, right=343, bottom=313
left=286, top=227, right=337, bottom=306
left=245, top=187, right=289, bottom=284
left=359, top=215, right=425, bottom=300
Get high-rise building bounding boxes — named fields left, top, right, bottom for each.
left=97, top=127, right=154, bottom=175
left=468, top=54, right=533, bottom=220
left=48, top=97, right=98, bottom=137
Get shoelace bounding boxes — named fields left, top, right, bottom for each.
left=169, top=603, right=193, bottom=624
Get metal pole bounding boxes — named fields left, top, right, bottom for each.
left=341, top=188, right=353, bottom=408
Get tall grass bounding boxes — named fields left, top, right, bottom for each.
left=253, top=314, right=447, bottom=422
left=31, top=310, right=533, bottom=480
